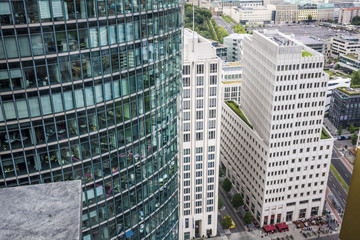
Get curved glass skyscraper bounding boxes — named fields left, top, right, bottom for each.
left=0, top=0, right=182, bottom=239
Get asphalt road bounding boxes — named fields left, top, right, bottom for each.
left=331, top=155, right=351, bottom=186
left=218, top=187, right=246, bottom=232
left=213, top=16, right=234, bottom=34
left=327, top=171, right=347, bottom=211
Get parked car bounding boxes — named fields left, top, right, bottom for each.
left=338, top=136, right=346, bottom=140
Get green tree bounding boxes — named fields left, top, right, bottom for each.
left=352, top=15, right=360, bottom=25
left=218, top=196, right=223, bottom=209
left=351, top=133, right=358, bottom=147
left=219, top=168, right=224, bottom=177
left=222, top=178, right=232, bottom=193
left=338, top=126, right=343, bottom=136
left=349, top=124, right=356, bottom=133
left=222, top=215, right=233, bottom=228
left=351, top=70, right=360, bottom=86
left=308, top=14, right=313, bottom=22
left=243, top=211, right=253, bottom=224
left=231, top=193, right=244, bottom=208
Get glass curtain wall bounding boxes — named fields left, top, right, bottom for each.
left=0, top=0, right=182, bottom=239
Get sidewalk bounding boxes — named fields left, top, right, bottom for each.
left=325, top=187, right=343, bottom=225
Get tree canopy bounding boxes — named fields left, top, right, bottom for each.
left=222, top=178, right=232, bottom=193
left=351, top=133, right=358, bottom=146
left=184, top=4, right=213, bottom=40
left=352, top=15, right=360, bottom=25
left=243, top=211, right=253, bottom=225
left=351, top=70, right=360, bottom=87
left=222, top=215, right=233, bottom=228
left=231, top=193, right=244, bottom=208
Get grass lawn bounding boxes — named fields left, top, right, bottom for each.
left=321, top=128, right=331, bottom=139
left=330, top=163, right=349, bottom=193
left=226, top=101, right=253, bottom=129
left=302, top=51, right=313, bottom=57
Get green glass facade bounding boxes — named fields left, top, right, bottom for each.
left=0, top=0, right=182, bottom=239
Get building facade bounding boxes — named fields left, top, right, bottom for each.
left=0, top=1, right=182, bottom=239
left=331, top=36, right=360, bottom=59
left=325, top=77, right=351, bottom=112
left=298, top=4, right=318, bottom=21
left=180, top=29, right=221, bottom=240
left=221, top=63, right=242, bottom=103
left=220, top=30, right=333, bottom=227
left=339, top=54, right=360, bottom=73
left=275, top=4, right=298, bottom=24
left=223, top=33, right=251, bottom=62
left=229, top=6, right=273, bottom=25
left=317, top=7, right=334, bottom=21
left=338, top=7, right=360, bottom=25
left=221, top=0, right=264, bottom=8
left=329, top=88, right=360, bottom=128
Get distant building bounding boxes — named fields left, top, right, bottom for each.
left=221, top=63, right=243, bottom=103
left=223, top=34, right=251, bottom=62
left=295, top=36, right=324, bottom=53
left=221, top=0, right=264, bottom=8
left=331, top=35, right=360, bottom=58
left=322, top=40, right=332, bottom=63
left=339, top=54, right=360, bottom=73
left=212, top=41, right=228, bottom=61
left=229, top=6, right=273, bottom=25
left=298, top=4, right=318, bottom=21
left=317, top=5, right=335, bottom=21
left=325, top=77, right=351, bottom=112
left=275, top=4, right=298, bottom=24
left=338, top=7, right=360, bottom=25
left=329, top=88, right=360, bottom=128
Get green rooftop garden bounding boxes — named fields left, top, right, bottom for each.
left=324, top=70, right=350, bottom=79
left=302, top=51, right=313, bottom=57
left=321, top=128, right=331, bottom=139
left=225, top=100, right=253, bottom=129
left=337, top=87, right=360, bottom=95
left=345, top=54, right=358, bottom=60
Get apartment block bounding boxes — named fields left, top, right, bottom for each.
left=338, top=7, right=360, bottom=25
left=180, top=29, right=222, bottom=240
left=220, top=30, right=333, bottom=226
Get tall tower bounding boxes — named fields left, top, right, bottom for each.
left=179, top=29, right=221, bottom=239
left=221, top=29, right=333, bottom=226
left=0, top=1, right=182, bottom=239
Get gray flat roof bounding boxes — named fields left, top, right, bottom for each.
left=295, top=36, right=323, bottom=45
left=0, top=181, right=82, bottom=240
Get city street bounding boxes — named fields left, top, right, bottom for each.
left=218, top=186, right=246, bottom=233
left=331, top=155, right=351, bottom=186
left=213, top=16, right=234, bottom=34
left=328, top=171, right=347, bottom=211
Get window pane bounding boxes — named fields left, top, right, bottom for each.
left=29, top=97, right=40, bottom=117
left=16, top=99, right=29, bottom=118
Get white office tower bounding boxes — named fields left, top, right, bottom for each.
left=220, top=30, right=334, bottom=226
left=179, top=29, right=222, bottom=240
